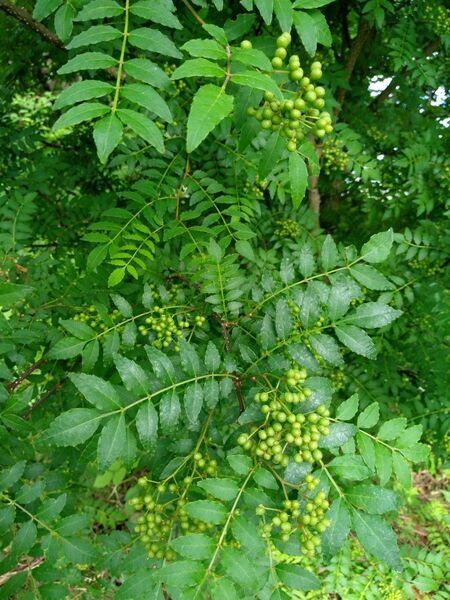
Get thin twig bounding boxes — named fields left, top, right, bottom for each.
left=23, top=379, right=65, bottom=419
left=7, top=358, right=46, bottom=393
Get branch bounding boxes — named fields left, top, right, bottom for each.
left=307, top=139, right=323, bottom=220
left=335, top=19, right=373, bottom=112
left=213, top=313, right=245, bottom=414
left=0, top=0, right=64, bottom=48
left=7, top=358, right=46, bottom=393
left=372, top=38, right=441, bottom=106
left=0, top=556, right=45, bottom=586
left=23, top=379, right=66, bottom=419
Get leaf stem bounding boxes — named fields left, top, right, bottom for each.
left=111, top=0, right=130, bottom=113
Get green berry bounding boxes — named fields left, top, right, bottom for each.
left=272, top=56, right=283, bottom=69
left=275, top=47, right=287, bottom=60
left=240, top=40, right=253, bottom=49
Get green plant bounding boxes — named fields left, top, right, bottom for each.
left=0, top=0, right=448, bottom=597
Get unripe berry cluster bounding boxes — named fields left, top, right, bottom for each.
left=73, top=305, right=120, bottom=331
left=274, top=218, right=301, bottom=239
left=424, top=4, right=450, bottom=35
left=408, top=258, right=444, bottom=276
left=245, top=32, right=333, bottom=152
left=130, top=452, right=218, bottom=560
left=257, top=484, right=330, bottom=556
left=321, top=139, right=348, bottom=174
left=244, top=175, right=267, bottom=199
left=237, top=368, right=330, bottom=467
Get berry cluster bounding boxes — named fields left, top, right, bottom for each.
left=274, top=218, right=301, bottom=239
left=321, top=139, right=348, bottom=174
left=243, top=175, right=267, bottom=199
left=424, top=4, right=450, bottom=35
left=245, top=32, right=333, bottom=152
left=73, top=305, right=120, bottom=331
left=258, top=483, right=330, bottom=557
left=130, top=453, right=218, bottom=559
left=237, top=368, right=330, bottom=467
left=408, top=258, right=445, bottom=276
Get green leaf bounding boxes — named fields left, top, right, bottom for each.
left=350, top=264, right=393, bottom=290
left=321, top=498, right=351, bottom=557
left=275, top=298, right=292, bottom=339
left=321, top=235, right=338, bottom=270
left=97, top=414, right=127, bottom=471
left=361, top=229, right=393, bottom=263
left=253, top=467, right=278, bottom=489
left=158, top=560, right=203, bottom=589
left=231, top=515, right=266, bottom=553
left=61, top=536, right=97, bottom=564
left=352, top=509, right=401, bottom=570
left=179, top=340, right=201, bottom=376
left=357, top=402, right=380, bottom=428
left=181, top=38, right=227, bottom=60
left=274, top=0, right=293, bottom=30
left=197, top=478, right=239, bottom=501
left=75, top=0, right=123, bottom=20
left=344, top=302, right=402, bottom=328
left=310, top=8, right=332, bottom=46
left=184, top=499, right=227, bottom=524
left=108, top=267, right=125, bottom=287
left=93, top=113, right=123, bottom=163
left=136, top=401, right=158, bottom=450
left=11, top=520, right=37, bottom=557
left=58, top=52, right=117, bottom=75
left=204, top=341, right=221, bottom=372
left=172, top=58, right=226, bottom=79
left=276, top=563, right=321, bottom=590
left=54, top=3, right=74, bottom=41
left=48, top=336, right=86, bottom=359
left=45, top=408, right=101, bottom=446
left=327, top=455, right=370, bottom=481
left=116, top=109, right=165, bottom=153
left=310, top=333, right=343, bottom=366
left=378, top=417, right=407, bottom=441
left=336, top=393, right=359, bottom=421
left=346, top=484, right=398, bottom=514
left=170, top=533, right=215, bottom=560
left=130, top=0, right=182, bottom=28
left=0, top=283, right=33, bottom=307
left=186, top=84, right=234, bottom=153
left=255, top=0, right=273, bottom=24
left=123, top=58, right=170, bottom=88
left=396, top=425, right=423, bottom=448
left=120, top=83, right=172, bottom=122
left=33, top=0, right=62, bottom=21
left=210, top=578, right=238, bottom=600
left=159, top=391, right=180, bottom=435
left=184, top=383, right=203, bottom=429
left=69, top=373, right=121, bottom=411
left=357, top=431, right=376, bottom=471
left=52, top=102, right=109, bottom=130
left=36, top=493, right=67, bottom=521
left=319, top=422, right=356, bottom=448
left=227, top=454, right=252, bottom=475
left=82, top=339, right=99, bottom=371
left=113, top=353, right=149, bottom=395
left=289, top=152, right=308, bottom=207
left=232, top=71, right=282, bottom=99
left=259, top=131, right=286, bottom=178
left=0, top=461, right=26, bottom=491
left=145, top=345, right=175, bottom=384
left=293, top=10, right=317, bottom=55
left=231, top=47, right=272, bottom=71
left=221, top=547, right=258, bottom=588
left=66, top=25, right=122, bottom=49
left=392, top=452, right=411, bottom=488
left=204, top=378, right=220, bottom=409
left=115, top=571, right=156, bottom=600
left=128, top=27, right=182, bottom=58
left=60, top=319, right=95, bottom=340
left=401, top=443, right=430, bottom=463
left=374, top=448, right=392, bottom=486
left=294, top=0, right=336, bottom=7
left=335, top=325, right=377, bottom=359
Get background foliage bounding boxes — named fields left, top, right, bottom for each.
left=0, top=0, right=448, bottom=598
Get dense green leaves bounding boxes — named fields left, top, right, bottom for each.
left=186, top=84, right=234, bottom=152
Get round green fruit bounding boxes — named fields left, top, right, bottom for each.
left=272, top=56, right=283, bottom=69
left=240, top=40, right=252, bottom=49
